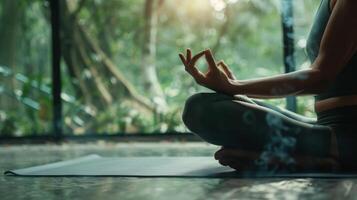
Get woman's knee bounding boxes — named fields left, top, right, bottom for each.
left=182, top=93, right=208, bottom=130
left=182, top=93, right=224, bottom=129
left=182, top=92, right=236, bottom=135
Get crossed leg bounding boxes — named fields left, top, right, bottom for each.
left=182, top=92, right=338, bottom=171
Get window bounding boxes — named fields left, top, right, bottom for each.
left=294, top=0, right=320, bottom=117
left=0, top=0, right=52, bottom=136
left=0, top=0, right=319, bottom=137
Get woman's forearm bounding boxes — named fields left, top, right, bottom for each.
left=229, top=68, right=329, bottom=99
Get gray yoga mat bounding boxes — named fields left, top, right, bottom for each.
left=4, top=155, right=357, bottom=178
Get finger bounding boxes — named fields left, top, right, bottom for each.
left=222, top=62, right=236, bottom=79
left=188, top=67, right=206, bottom=84
left=179, top=53, right=187, bottom=66
left=187, top=50, right=205, bottom=67
left=217, top=61, right=224, bottom=66
left=217, top=61, right=224, bottom=71
left=183, top=60, right=206, bottom=84
left=217, top=61, right=233, bottom=79
left=183, top=50, right=207, bottom=84
left=219, top=61, right=236, bottom=80
left=204, top=49, right=219, bottom=72
left=187, top=49, right=192, bottom=61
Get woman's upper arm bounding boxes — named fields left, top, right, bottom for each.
left=313, top=0, right=357, bottom=81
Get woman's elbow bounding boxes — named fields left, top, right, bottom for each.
left=306, top=68, right=335, bottom=94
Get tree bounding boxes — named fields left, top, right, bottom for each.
left=59, top=0, right=155, bottom=131
left=141, top=0, right=167, bottom=113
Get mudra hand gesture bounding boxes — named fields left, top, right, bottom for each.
left=179, top=49, right=237, bottom=95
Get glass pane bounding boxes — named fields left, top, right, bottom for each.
left=294, top=0, right=321, bottom=117
left=60, top=0, right=292, bottom=135
left=0, top=0, right=52, bottom=136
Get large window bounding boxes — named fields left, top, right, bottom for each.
left=0, top=0, right=321, bottom=137
left=294, top=0, right=321, bottom=117
left=0, top=0, right=52, bottom=136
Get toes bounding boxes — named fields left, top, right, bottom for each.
left=218, top=158, right=243, bottom=169
left=218, top=159, right=230, bottom=166
left=226, top=160, right=256, bottom=171
left=214, top=147, right=229, bottom=160
left=217, top=156, right=256, bottom=171
left=214, top=148, right=261, bottom=161
left=214, top=147, right=262, bottom=171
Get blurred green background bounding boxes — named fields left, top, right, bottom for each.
left=0, top=0, right=320, bottom=136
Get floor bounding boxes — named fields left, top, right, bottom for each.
left=1, top=142, right=357, bottom=200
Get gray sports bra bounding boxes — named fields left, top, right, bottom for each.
left=306, top=0, right=357, bottom=101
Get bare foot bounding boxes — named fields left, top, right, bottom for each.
left=214, top=147, right=340, bottom=172
left=214, top=147, right=260, bottom=171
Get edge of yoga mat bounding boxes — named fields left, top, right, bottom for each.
left=4, top=154, right=357, bottom=178
left=4, top=155, right=102, bottom=176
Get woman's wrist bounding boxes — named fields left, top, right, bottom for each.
left=227, top=79, right=243, bottom=96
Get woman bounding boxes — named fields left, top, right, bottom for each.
left=179, top=0, right=357, bottom=172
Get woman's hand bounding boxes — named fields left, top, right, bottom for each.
left=179, top=49, right=237, bottom=95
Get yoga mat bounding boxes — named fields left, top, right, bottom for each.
left=4, top=155, right=357, bottom=178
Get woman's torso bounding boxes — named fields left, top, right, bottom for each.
left=306, top=0, right=357, bottom=113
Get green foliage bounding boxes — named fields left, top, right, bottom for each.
left=0, top=0, right=321, bottom=136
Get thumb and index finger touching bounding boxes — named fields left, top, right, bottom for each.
left=217, top=60, right=236, bottom=80
left=194, top=49, right=236, bottom=80
left=179, top=49, right=206, bottom=81
left=179, top=48, right=219, bottom=69
left=179, top=48, right=233, bottom=81
left=179, top=49, right=205, bottom=67
left=204, top=49, right=220, bottom=73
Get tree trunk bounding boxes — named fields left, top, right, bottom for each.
left=141, top=0, right=167, bottom=113
left=212, top=7, right=231, bottom=53
left=60, top=0, right=155, bottom=131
